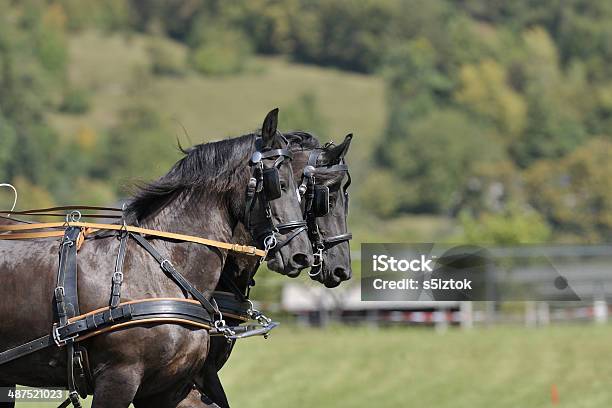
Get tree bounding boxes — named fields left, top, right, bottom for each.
left=381, top=109, right=505, bottom=213
left=525, top=138, right=612, bottom=241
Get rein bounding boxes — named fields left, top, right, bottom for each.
left=0, top=220, right=266, bottom=257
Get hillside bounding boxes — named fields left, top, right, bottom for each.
left=49, top=31, right=385, bottom=178
left=42, top=30, right=453, bottom=243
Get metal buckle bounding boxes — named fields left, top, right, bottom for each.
left=112, top=271, right=124, bottom=284
left=160, top=259, right=173, bottom=271
left=52, top=324, right=79, bottom=347
left=55, top=286, right=65, bottom=298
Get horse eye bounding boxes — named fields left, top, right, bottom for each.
left=280, top=181, right=287, bottom=191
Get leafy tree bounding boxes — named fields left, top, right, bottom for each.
left=106, top=105, right=181, bottom=191
left=59, top=87, right=91, bottom=114
left=456, top=59, right=527, bottom=139
left=35, top=3, right=69, bottom=76
left=188, top=21, right=252, bottom=76
left=147, top=37, right=186, bottom=77
left=0, top=114, right=17, bottom=182
left=459, top=205, right=551, bottom=245
left=278, top=92, right=329, bottom=137
left=525, top=138, right=612, bottom=241
left=380, top=109, right=506, bottom=213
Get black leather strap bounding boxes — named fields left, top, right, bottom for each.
left=56, top=300, right=213, bottom=340
left=275, top=220, right=307, bottom=231
left=213, top=290, right=250, bottom=317
left=109, top=232, right=128, bottom=308
left=323, top=233, right=353, bottom=247
left=266, top=225, right=308, bottom=256
left=0, top=299, right=215, bottom=366
left=0, top=335, right=55, bottom=365
left=54, top=226, right=83, bottom=408
left=260, top=149, right=292, bottom=160
left=130, top=233, right=219, bottom=317
left=55, top=227, right=81, bottom=323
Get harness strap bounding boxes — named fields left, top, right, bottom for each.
left=109, top=233, right=128, bottom=308
left=55, top=227, right=81, bottom=321
left=218, top=275, right=248, bottom=303
left=0, top=299, right=216, bottom=366
left=130, top=233, right=220, bottom=317
left=259, top=149, right=292, bottom=160
left=323, top=233, right=353, bottom=247
left=0, top=335, right=55, bottom=365
left=56, top=300, right=216, bottom=340
left=266, top=224, right=308, bottom=256
left=244, top=176, right=258, bottom=231
left=275, top=220, right=307, bottom=231
left=1, top=205, right=121, bottom=214
left=0, top=221, right=266, bottom=257
left=54, top=227, right=83, bottom=408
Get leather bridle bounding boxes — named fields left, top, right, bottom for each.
left=245, top=138, right=308, bottom=257
left=298, top=148, right=352, bottom=274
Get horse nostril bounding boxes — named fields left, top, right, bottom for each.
left=333, top=267, right=350, bottom=281
left=291, top=253, right=310, bottom=268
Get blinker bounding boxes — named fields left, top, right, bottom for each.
left=262, top=167, right=282, bottom=200
left=312, top=185, right=330, bottom=217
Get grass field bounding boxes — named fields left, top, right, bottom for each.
left=221, top=324, right=612, bottom=407
left=21, top=324, right=612, bottom=407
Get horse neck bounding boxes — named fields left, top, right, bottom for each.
left=137, top=190, right=238, bottom=295
left=130, top=135, right=256, bottom=295
left=222, top=223, right=259, bottom=293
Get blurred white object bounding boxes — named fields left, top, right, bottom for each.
left=0, top=183, right=17, bottom=214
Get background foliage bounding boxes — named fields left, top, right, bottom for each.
left=1, top=0, right=611, bottom=244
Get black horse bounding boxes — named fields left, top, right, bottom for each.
left=0, top=109, right=312, bottom=407
left=181, top=131, right=354, bottom=408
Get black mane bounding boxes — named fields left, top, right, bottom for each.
left=126, top=133, right=256, bottom=222
left=284, top=131, right=320, bottom=150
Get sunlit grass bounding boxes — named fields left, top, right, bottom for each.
left=20, top=324, right=612, bottom=407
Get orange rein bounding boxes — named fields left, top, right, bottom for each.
left=0, top=208, right=266, bottom=257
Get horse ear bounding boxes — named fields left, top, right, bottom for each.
left=261, top=108, right=279, bottom=148
left=323, top=133, right=353, bottom=164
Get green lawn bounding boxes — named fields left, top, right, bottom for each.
left=22, top=324, right=612, bottom=407
left=220, top=325, right=611, bottom=408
